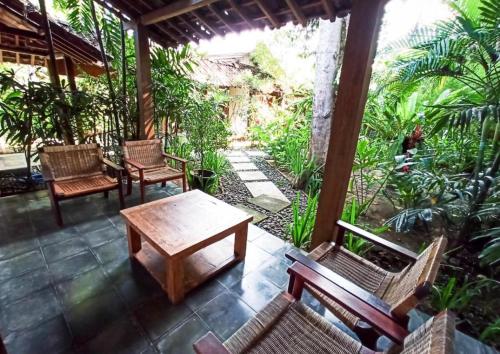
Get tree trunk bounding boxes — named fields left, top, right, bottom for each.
left=310, top=18, right=348, bottom=165
left=38, top=0, right=74, bottom=145
left=89, top=0, right=122, bottom=146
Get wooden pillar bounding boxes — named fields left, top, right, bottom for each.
left=310, top=0, right=387, bottom=249
left=64, top=55, right=77, bottom=92
left=134, top=23, right=155, bottom=140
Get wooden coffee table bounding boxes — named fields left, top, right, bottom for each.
left=120, top=190, right=253, bottom=304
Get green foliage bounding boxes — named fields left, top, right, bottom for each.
left=250, top=43, right=285, bottom=80
left=480, top=319, right=500, bottom=342
left=288, top=192, right=319, bottom=248
left=431, top=276, right=495, bottom=312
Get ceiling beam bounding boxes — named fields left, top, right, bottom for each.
left=208, top=4, right=236, bottom=33
left=179, top=15, right=210, bottom=40
left=140, top=0, right=219, bottom=26
left=284, top=0, right=306, bottom=26
left=254, top=0, right=279, bottom=28
left=0, top=23, right=44, bottom=39
left=0, top=43, right=48, bottom=57
left=320, top=0, right=336, bottom=19
left=227, top=0, right=253, bottom=27
left=192, top=10, right=223, bottom=37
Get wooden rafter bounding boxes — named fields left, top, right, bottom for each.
left=320, top=0, right=336, bottom=19
left=140, top=0, right=219, bottom=26
left=0, top=23, right=43, bottom=39
left=192, top=10, right=223, bottom=37
left=208, top=4, right=236, bottom=32
left=0, top=43, right=47, bottom=57
left=227, top=0, right=253, bottom=27
left=284, top=0, right=306, bottom=26
left=179, top=15, right=209, bottom=40
left=169, top=21, right=196, bottom=42
left=254, top=0, right=279, bottom=28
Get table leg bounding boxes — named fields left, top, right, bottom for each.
left=166, top=257, right=184, bottom=304
left=127, top=225, right=142, bottom=256
left=234, top=223, right=248, bottom=261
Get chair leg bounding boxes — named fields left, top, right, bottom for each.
left=127, top=175, right=132, bottom=195
left=48, top=183, right=63, bottom=226
left=354, top=322, right=379, bottom=350
left=117, top=179, right=125, bottom=210
left=103, top=191, right=109, bottom=198
left=140, top=183, right=145, bottom=204
left=161, top=181, right=166, bottom=187
left=182, top=175, right=187, bottom=192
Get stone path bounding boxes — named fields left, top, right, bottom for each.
left=226, top=150, right=290, bottom=223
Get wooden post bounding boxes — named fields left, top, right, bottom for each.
left=310, top=0, right=387, bottom=249
left=134, top=23, right=155, bottom=140
left=64, top=55, right=77, bottom=92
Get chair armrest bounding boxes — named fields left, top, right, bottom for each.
left=288, top=261, right=409, bottom=344
left=286, top=249, right=392, bottom=314
left=102, top=158, right=124, bottom=171
left=337, top=220, right=418, bottom=261
left=194, top=332, right=230, bottom=354
left=162, top=152, right=188, bottom=164
left=124, top=158, right=145, bottom=170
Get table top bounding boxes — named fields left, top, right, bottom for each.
left=121, top=190, right=252, bottom=258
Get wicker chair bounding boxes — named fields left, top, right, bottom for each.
left=286, top=220, right=447, bottom=345
left=194, top=262, right=455, bottom=354
left=39, top=144, right=124, bottom=226
left=123, top=139, right=187, bottom=203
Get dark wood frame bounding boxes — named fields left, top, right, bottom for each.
left=124, top=152, right=187, bottom=204
left=193, top=260, right=408, bottom=354
left=43, top=154, right=125, bottom=226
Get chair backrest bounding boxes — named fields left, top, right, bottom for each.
left=39, top=144, right=104, bottom=181
left=383, top=237, right=447, bottom=316
left=123, top=139, right=165, bottom=170
left=397, top=311, right=455, bottom=354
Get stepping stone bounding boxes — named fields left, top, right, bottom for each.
left=228, top=156, right=250, bottom=163
left=231, top=163, right=258, bottom=171
left=234, top=204, right=268, bottom=224
left=225, top=150, right=245, bottom=157
left=245, top=150, right=267, bottom=157
left=244, top=182, right=289, bottom=202
left=236, top=171, right=268, bottom=181
left=248, top=194, right=290, bottom=213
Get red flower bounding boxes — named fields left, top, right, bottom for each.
left=402, top=165, right=410, bottom=173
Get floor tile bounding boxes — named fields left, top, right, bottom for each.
left=135, top=295, right=193, bottom=341
left=230, top=272, right=281, bottom=312
left=0, top=250, right=45, bottom=282
left=244, top=182, right=289, bottom=202
left=4, top=315, right=72, bottom=354
left=156, top=315, right=209, bottom=354
left=252, top=232, right=286, bottom=254
left=75, top=217, right=113, bottom=234
left=197, top=292, right=255, bottom=341
left=0, top=237, right=40, bottom=261
left=93, top=237, right=129, bottom=264
left=55, top=267, right=108, bottom=309
left=234, top=204, right=268, bottom=224
left=248, top=194, right=290, bottom=213
left=65, top=289, right=126, bottom=345
left=42, top=237, right=88, bottom=263
left=247, top=224, right=267, bottom=241
left=48, top=250, right=100, bottom=283
left=0, top=268, right=52, bottom=306
left=1, top=288, right=61, bottom=332
left=82, top=225, right=123, bottom=248
left=228, top=156, right=250, bottom=163
left=259, top=258, right=291, bottom=289
left=38, top=227, right=79, bottom=246
left=79, top=316, right=150, bottom=354
left=185, top=279, right=227, bottom=311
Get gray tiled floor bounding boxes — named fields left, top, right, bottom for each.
left=0, top=183, right=346, bottom=353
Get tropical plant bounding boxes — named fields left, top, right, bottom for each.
left=288, top=192, right=319, bottom=248
left=431, top=276, right=495, bottom=312
left=480, top=319, right=500, bottom=342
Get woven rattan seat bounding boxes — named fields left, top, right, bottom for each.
left=53, top=175, right=118, bottom=197
left=39, top=144, right=124, bottom=226
left=305, top=237, right=446, bottom=329
left=123, top=139, right=187, bottom=203
left=195, top=292, right=455, bottom=354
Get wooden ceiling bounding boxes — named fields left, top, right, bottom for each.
left=99, top=0, right=352, bottom=48
left=0, top=0, right=106, bottom=76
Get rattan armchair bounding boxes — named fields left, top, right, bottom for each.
left=194, top=262, right=455, bottom=354
left=286, top=220, right=446, bottom=346
left=123, top=139, right=187, bottom=203
left=39, top=144, right=124, bottom=226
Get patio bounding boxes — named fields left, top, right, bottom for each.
left=0, top=184, right=354, bottom=353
